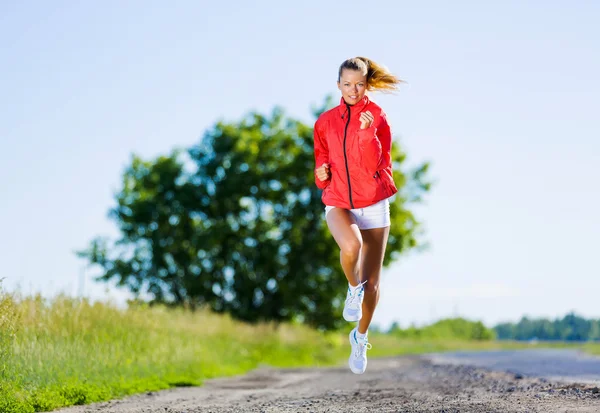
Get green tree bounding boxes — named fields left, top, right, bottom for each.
left=493, top=313, right=600, bottom=341
left=388, top=318, right=495, bottom=341
left=494, top=322, right=515, bottom=340
left=589, top=321, right=600, bottom=341
left=79, top=98, right=431, bottom=330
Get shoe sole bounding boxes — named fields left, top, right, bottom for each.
left=343, top=308, right=362, bottom=322
left=348, top=330, right=366, bottom=374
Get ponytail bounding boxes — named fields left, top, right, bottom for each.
left=338, top=57, right=404, bottom=92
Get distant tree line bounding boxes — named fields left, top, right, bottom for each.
left=387, top=317, right=495, bottom=341
left=494, top=312, right=600, bottom=341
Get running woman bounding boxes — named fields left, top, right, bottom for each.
left=313, top=56, right=403, bottom=374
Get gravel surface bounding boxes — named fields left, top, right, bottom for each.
left=57, top=352, right=600, bottom=413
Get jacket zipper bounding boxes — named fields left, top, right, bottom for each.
left=343, top=103, right=354, bottom=209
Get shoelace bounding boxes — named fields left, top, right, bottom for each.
left=354, top=335, right=373, bottom=358
left=346, top=280, right=368, bottom=307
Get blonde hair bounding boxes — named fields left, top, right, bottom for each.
left=338, top=56, right=404, bottom=92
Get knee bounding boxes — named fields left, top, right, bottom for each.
left=364, top=279, right=380, bottom=295
left=340, top=238, right=362, bottom=258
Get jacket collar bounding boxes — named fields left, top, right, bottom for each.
left=337, top=95, right=370, bottom=117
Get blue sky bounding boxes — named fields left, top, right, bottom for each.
left=1, top=1, right=599, bottom=329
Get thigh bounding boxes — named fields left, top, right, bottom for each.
left=326, top=207, right=363, bottom=251
left=359, top=226, right=390, bottom=283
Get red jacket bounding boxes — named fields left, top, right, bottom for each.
left=313, top=96, right=398, bottom=209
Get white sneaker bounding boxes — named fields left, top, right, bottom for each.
left=348, top=327, right=372, bottom=374
left=343, top=281, right=366, bottom=322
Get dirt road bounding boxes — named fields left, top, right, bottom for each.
left=57, top=351, right=600, bottom=413
left=429, top=348, right=600, bottom=384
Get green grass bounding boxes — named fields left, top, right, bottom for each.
left=582, top=342, right=600, bottom=355
left=368, top=333, right=600, bottom=357
left=0, top=293, right=349, bottom=412
left=1, top=291, right=598, bottom=413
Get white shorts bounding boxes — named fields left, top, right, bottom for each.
left=324, top=198, right=391, bottom=230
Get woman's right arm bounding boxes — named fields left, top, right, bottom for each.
left=313, top=120, right=330, bottom=189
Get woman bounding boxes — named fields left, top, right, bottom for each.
left=313, top=56, right=403, bottom=374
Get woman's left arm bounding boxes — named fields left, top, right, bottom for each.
left=357, top=111, right=392, bottom=175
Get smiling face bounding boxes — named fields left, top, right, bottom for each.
left=337, top=69, right=368, bottom=106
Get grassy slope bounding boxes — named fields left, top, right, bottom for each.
left=1, top=294, right=354, bottom=412
left=0, top=294, right=598, bottom=413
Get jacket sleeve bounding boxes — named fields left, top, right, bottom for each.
left=313, top=121, right=331, bottom=189
left=357, top=111, right=392, bottom=175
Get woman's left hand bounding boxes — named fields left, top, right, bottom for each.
left=359, top=111, right=374, bottom=129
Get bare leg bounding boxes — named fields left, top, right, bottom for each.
left=326, top=208, right=362, bottom=287
left=357, top=226, right=390, bottom=334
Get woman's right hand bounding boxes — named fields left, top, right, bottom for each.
left=315, top=163, right=330, bottom=182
